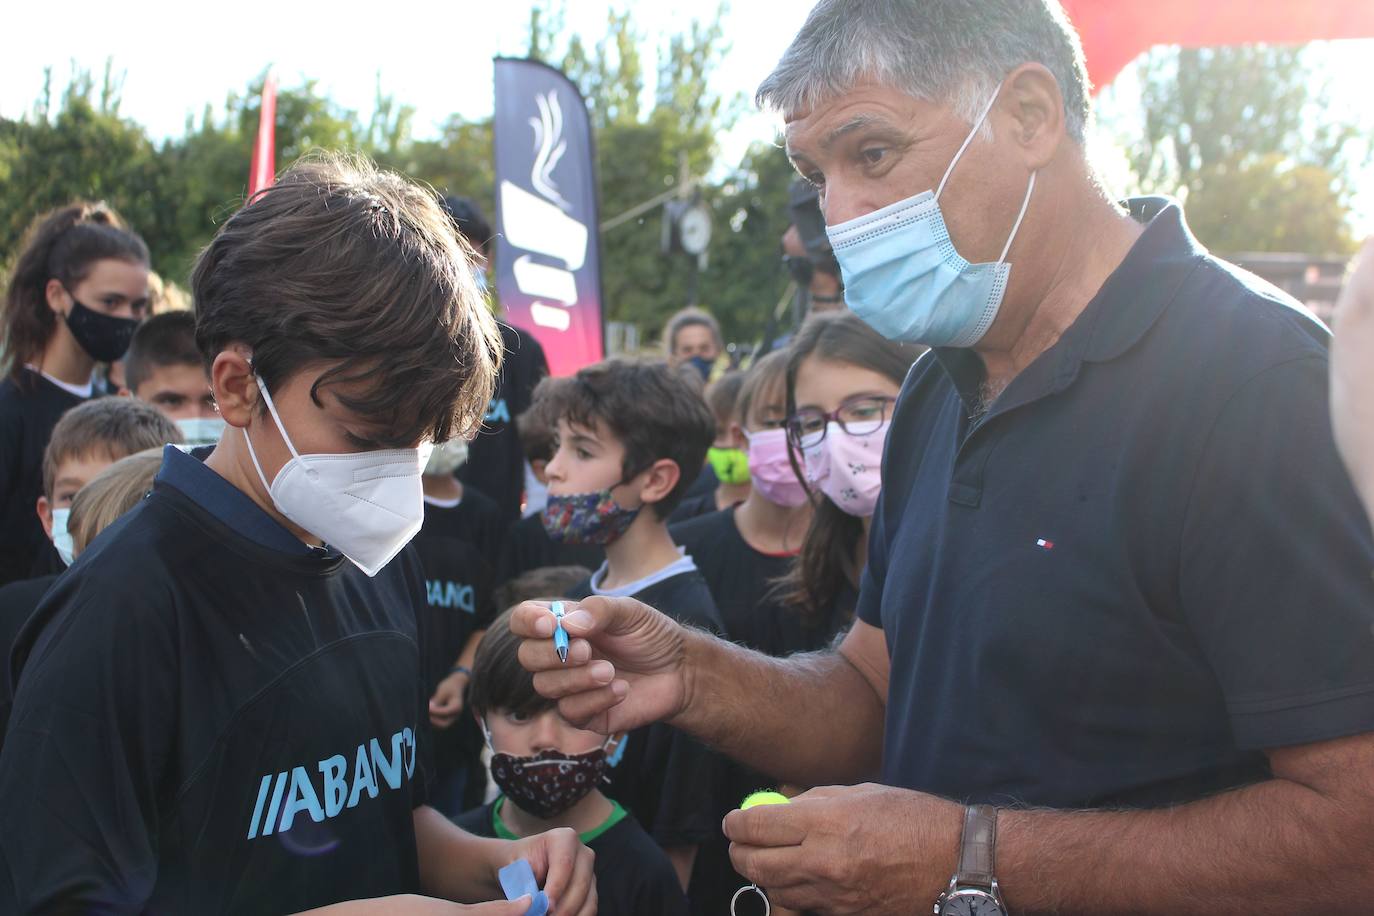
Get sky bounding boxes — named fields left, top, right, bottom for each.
left=3, top=0, right=1371, bottom=237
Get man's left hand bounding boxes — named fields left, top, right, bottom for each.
left=724, top=783, right=963, bottom=915
left=500, top=827, right=596, bottom=916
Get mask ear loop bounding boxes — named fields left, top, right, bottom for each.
left=997, top=170, right=1037, bottom=265
left=731, top=883, right=771, bottom=916
left=936, top=88, right=1003, bottom=203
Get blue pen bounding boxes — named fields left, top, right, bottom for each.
left=551, top=600, right=570, bottom=664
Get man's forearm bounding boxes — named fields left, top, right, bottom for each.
left=669, top=630, right=884, bottom=787
left=999, top=776, right=1373, bottom=914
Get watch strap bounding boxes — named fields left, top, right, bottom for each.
left=956, top=804, right=998, bottom=889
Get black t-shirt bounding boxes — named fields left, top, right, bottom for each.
left=500, top=512, right=605, bottom=583
left=0, top=369, right=86, bottom=586
left=860, top=198, right=1374, bottom=810
left=456, top=798, right=689, bottom=916
left=0, top=572, right=58, bottom=732
left=670, top=505, right=840, bottom=655
left=458, top=323, right=548, bottom=527
left=566, top=568, right=727, bottom=852
left=0, top=477, right=432, bottom=913
left=415, top=488, right=506, bottom=686
left=414, top=488, right=505, bottom=785
left=667, top=491, right=723, bottom=525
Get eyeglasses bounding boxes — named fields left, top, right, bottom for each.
left=785, top=395, right=895, bottom=449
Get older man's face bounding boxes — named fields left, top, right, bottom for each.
left=785, top=82, right=1025, bottom=268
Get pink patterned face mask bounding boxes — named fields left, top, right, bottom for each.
left=746, top=428, right=809, bottom=508
left=803, top=420, right=890, bottom=517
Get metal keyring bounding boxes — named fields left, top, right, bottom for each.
left=730, top=883, right=770, bottom=916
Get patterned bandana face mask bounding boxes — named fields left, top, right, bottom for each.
left=541, top=487, right=641, bottom=545
left=485, top=727, right=611, bottom=819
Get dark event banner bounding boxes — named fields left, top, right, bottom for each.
left=492, top=57, right=605, bottom=376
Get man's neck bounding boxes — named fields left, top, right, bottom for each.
left=601, top=511, right=682, bottom=591
left=975, top=192, right=1144, bottom=387
left=500, top=789, right=614, bottom=839
left=36, top=329, right=95, bottom=387
left=734, top=492, right=810, bottom=555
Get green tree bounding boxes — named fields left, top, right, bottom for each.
left=1130, top=44, right=1358, bottom=256
left=0, top=65, right=168, bottom=272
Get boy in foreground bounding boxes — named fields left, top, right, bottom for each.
left=458, top=605, right=688, bottom=916
left=0, top=155, right=594, bottom=915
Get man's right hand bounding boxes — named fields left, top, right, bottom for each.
left=510, top=596, right=689, bottom=734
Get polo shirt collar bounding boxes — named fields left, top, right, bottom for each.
left=933, top=196, right=1205, bottom=412
left=154, top=444, right=319, bottom=556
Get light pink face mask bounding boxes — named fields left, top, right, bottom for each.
left=746, top=428, right=809, bottom=508
left=803, top=420, right=890, bottom=517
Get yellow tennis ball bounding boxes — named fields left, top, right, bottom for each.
left=741, top=790, right=790, bottom=810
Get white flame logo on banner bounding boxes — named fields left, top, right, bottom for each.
left=499, top=90, right=589, bottom=332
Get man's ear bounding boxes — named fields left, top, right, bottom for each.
left=210, top=347, right=258, bottom=430
left=999, top=62, right=1066, bottom=171
left=36, top=495, right=53, bottom=539
left=636, top=458, right=682, bottom=508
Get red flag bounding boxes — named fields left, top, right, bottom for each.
left=247, top=72, right=278, bottom=196
left=1061, top=0, right=1374, bottom=93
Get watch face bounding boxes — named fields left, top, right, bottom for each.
left=940, top=890, right=1006, bottom=916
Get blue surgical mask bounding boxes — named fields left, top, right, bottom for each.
left=176, top=416, right=226, bottom=447
left=51, top=507, right=75, bottom=566
left=826, top=89, right=1037, bottom=347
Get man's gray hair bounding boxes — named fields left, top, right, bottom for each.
left=756, top=0, right=1092, bottom=143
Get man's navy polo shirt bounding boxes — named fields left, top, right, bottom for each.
left=859, top=197, right=1374, bottom=810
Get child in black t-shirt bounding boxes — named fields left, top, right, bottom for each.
left=457, top=605, right=688, bottom=916
left=672, top=371, right=750, bottom=523
left=0, top=155, right=594, bottom=915
left=0, top=399, right=180, bottom=710
left=123, top=310, right=223, bottom=445
left=533, top=358, right=728, bottom=896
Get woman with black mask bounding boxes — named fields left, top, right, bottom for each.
left=0, top=202, right=150, bottom=585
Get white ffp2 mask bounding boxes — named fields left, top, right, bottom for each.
left=242, top=376, right=432, bottom=576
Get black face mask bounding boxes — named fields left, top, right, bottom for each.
left=63, top=294, right=140, bottom=363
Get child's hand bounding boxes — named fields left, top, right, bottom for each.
left=502, top=827, right=597, bottom=916
left=428, top=672, right=468, bottom=729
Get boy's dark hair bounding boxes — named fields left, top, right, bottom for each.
left=125, top=311, right=202, bottom=392
left=42, top=398, right=182, bottom=498
left=470, top=604, right=555, bottom=719
left=515, top=399, right=557, bottom=464
left=192, top=153, right=502, bottom=445
left=533, top=358, right=716, bottom=519
left=3, top=202, right=149, bottom=383
left=492, top=565, right=594, bottom=616
left=705, top=371, right=746, bottom=430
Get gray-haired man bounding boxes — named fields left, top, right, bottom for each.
left=512, top=2, right=1374, bottom=912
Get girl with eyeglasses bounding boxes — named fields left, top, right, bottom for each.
left=777, top=311, right=924, bottom=639
left=0, top=203, right=151, bottom=585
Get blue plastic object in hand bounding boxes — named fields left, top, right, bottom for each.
left=498, top=858, right=549, bottom=916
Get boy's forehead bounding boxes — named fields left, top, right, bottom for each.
left=54, top=451, right=119, bottom=485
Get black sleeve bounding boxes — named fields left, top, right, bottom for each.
left=0, top=576, right=178, bottom=913
left=400, top=549, right=435, bottom=808
left=649, top=728, right=729, bottom=847
left=1180, top=356, right=1374, bottom=749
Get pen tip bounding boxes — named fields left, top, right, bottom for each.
left=558, top=646, right=569, bottom=664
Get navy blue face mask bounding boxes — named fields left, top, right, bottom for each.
left=686, top=355, right=713, bottom=381
left=63, top=293, right=140, bottom=363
